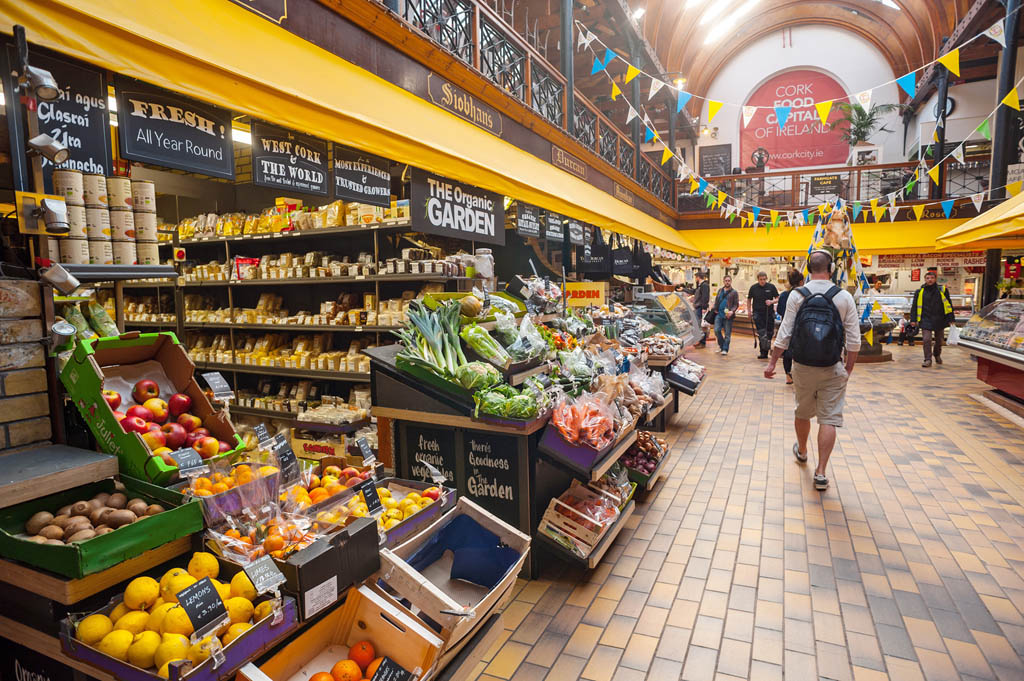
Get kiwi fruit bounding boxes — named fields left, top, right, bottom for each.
left=87, top=498, right=105, bottom=510
left=57, top=504, right=73, bottom=516
left=63, top=518, right=92, bottom=540
left=92, top=492, right=111, bottom=505
left=38, top=525, right=65, bottom=540
left=69, top=501, right=91, bottom=517
left=94, top=527, right=115, bottom=536
left=25, top=511, right=54, bottom=535
left=89, top=507, right=114, bottom=526
left=145, top=504, right=165, bottom=516
left=50, top=514, right=72, bottom=529
left=105, top=510, right=136, bottom=528
left=44, top=539, right=65, bottom=545
left=127, top=500, right=148, bottom=517
left=67, top=529, right=96, bottom=543
left=26, top=535, right=48, bottom=544
left=113, top=480, right=126, bottom=492
left=106, top=493, right=127, bottom=510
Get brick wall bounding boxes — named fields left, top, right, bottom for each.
left=0, top=279, right=52, bottom=452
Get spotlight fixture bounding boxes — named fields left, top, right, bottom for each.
left=47, top=320, right=77, bottom=354
left=17, top=64, right=59, bottom=101
left=701, top=126, right=710, bottom=136
left=632, top=7, right=645, bottom=19
left=27, top=133, right=69, bottom=164
left=39, top=263, right=80, bottom=295
left=674, top=77, right=687, bottom=87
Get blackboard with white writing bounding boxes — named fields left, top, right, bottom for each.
left=410, top=168, right=504, bottom=246
left=176, top=577, right=229, bottom=636
left=369, top=656, right=412, bottom=681
left=252, top=121, right=328, bottom=196
left=543, top=212, right=564, bottom=242
left=515, top=202, right=541, bottom=238
left=461, top=431, right=518, bottom=527
left=244, top=554, right=287, bottom=595
left=405, top=425, right=456, bottom=484
left=332, top=144, right=391, bottom=206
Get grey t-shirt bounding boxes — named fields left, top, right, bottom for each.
left=773, top=278, right=861, bottom=353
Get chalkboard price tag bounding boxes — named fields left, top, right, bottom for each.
left=169, top=447, right=205, bottom=474
left=357, top=479, right=383, bottom=516
left=272, top=433, right=300, bottom=485
left=243, top=555, right=287, bottom=595
left=356, top=437, right=376, bottom=466
left=369, top=656, right=413, bottom=681
left=176, top=577, right=229, bottom=638
left=253, top=423, right=272, bottom=447
left=201, top=371, right=235, bottom=401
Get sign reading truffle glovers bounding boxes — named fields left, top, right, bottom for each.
left=252, top=121, right=329, bottom=196
left=515, top=202, right=541, bottom=238
left=332, top=145, right=391, bottom=207
left=461, top=432, right=519, bottom=527
left=410, top=169, right=504, bottom=246
left=114, top=76, right=234, bottom=179
left=5, top=48, right=111, bottom=192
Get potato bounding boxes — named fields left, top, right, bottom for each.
left=92, top=492, right=111, bottom=505
left=63, top=518, right=92, bottom=540
left=69, top=501, right=91, bottom=517
left=105, top=510, right=136, bottom=528
left=38, top=525, right=65, bottom=540
left=89, top=507, right=114, bottom=526
left=127, top=500, right=148, bottom=517
left=106, top=493, right=127, bottom=509
left=44, top=539, right=65, bottom=545
left=50, top=514, right=72, bottom=529
left=25, top=511, right=54, bottom=535
left=94, top=526, right=115, bottom=536
left=145, top=504, right=165, bottom=516
left=26, top=535, right=48, bottom=544
left=67, top=529, right=96, bottom=543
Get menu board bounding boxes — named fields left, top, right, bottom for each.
left=410, top=168, right=504, bottom=246
left=699, top=143, right=731, bottom=178
left=332, top=144, right=391, bottom=206
left=251, top=121, right=329, bottom=196
left=405, top=425, right=455, bottom=484
left=461, top=431, right=519, bottom=527
left=114, top=76, right=234, bottom=179
left=567, top=219, right=585, bottom=246
left=176, top=577, right=228, bottom=636
left=515, top=202, right=541, bottom=238
left=543, top=211, right=564, bottom=242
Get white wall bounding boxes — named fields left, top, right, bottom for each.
left=911, top=80, right=997, bottom=155
left=696, top=25, right=901, bottom=172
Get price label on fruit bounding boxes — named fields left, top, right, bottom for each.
left=370, top=656, right=413, bottom=681
left=272, top=432, right=300, bottom=485
left=253, top=423, right=272, bottom=447
left=356, top=478, right=383, bottom=516
left=169, top=447, right=205, bottom=474
left=176, top=576, right=229, bottom=639
left=356, top=436, right=376, bottom=467
left=243, top=554, right=287, bottom=595
left=201, top=371, right=234, bottom=401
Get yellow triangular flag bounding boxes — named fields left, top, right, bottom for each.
left=717, top=190, right=725, bottom=207
left=770, top=209, right=779, bottom=224
left=933, top=128, right=940, bottom=143
left=1002, top=88, right=1021, bottom=110
left=864, top=327, right=874, bottom=346
left=661, top=146, right=673, bottom=165
left=815, top=100, right=833, bottom=126
left=625, top=65, right=640, bottom=84
left=881, top=312, right=892, bottom=324
left=818, top=204, right=827, bottom=216
left=707, top=100, right=723, bottom=122
left=611, top=82, right=622, bottom=101
left=937, top=49, right=960, bottom=77
left=690, top=177, right=699, bottom=193
left=913, top=204, right=925, bottom=221
left=872, top=300, right=881, bottom=312
left=1009, top=180, right=1023, bottom=196
left=927, top=164, right=941, bottom=185
left=870, top=198, right=878, bottom=211
left=872, top=206, right=885, bottom=222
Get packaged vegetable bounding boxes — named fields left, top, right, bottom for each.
left=460, top=323, right=511, bottom=367
left=455, top=361, right=502, bottom=391
left=60, top=304, right=97, bottom=341
left=82, top=301, right=119, bottom=337
left=504, top=393, right=538, bottom=419
left=473, top=390, right=508, bottom=418
left=507, top=315, right=547, bottom=362
left=494, top=311, right=518, bottom=346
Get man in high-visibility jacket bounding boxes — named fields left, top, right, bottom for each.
left=909, top=268, right=955, bottom=368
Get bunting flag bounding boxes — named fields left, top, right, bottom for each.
left=872, top=300, right=882, bottom=312
left=977, top=119, right=992, bottom=140
left=851, top=202, right=863, bottom=222
left=717, top=190, right=726, bottom=207
left=769, top=209, right=779, bottom=226
left=735, top=200, right=745, bottom=215
left=1002, top=88, right=1021, bottom=110
left=869, top=197, right=879, bottom=212
left=864, top=327, right=874, bottom=347
left=698, top=178, right=708, bottom=194
left=913, top=204, right=925, bottom=221
left=888, top=205, right=899, bottom=222
left=577, top=29, right=596, bottom=50
left=941, top=199, right=955, bottom=218
left=927, top=164, right=941, bottom=185
left=896, top=72, right=916, bottom=98
left=815, top=100, right=833, bottom=126
left=802, top=209, right=810, bottom=225
left=985, top=19, right=1006, bottom=48
left=938, top=48, right=960, bottom=77
left=887, top=190, right=900, bottom=205
left=1009, top=180, right=1023, bottom=196
left=751, top=206, right=761, bottom=222
left=925, top=144, right=934, bottom=157
left=971, top=192, right=985, bottom=212
left=951, top=144, right=965, bottom=164
left=590, top=57, right=604, bottom=75
left=742, top=106, right=757, bottom=128
left=855, top=89, right=872, bottom=110
left=626, top=105, right=638, bottom=124
left=881, top=312, right=893, bottom=325
left=649, top=78, right=664, bottom=101
left=690, top=177, right=699, bottom=193
left=677, top=90, right=692, bottom=113
left=624, top=64, right=640, bottom=84
left=861, top=304, right=872, bottom=322
left=774, top=106, right=791, bottom=130
left=872, top=205, right=885, bottom=222
left=601, top=49, right=615, bottom=69
left=610, top=82, right=622, bottom=101
left=707, top=100, right=723, bottom=122
left=644, top=125, right=655, bottom=143
left=705, top=193, right=715, bottom=208
left=661, top=146, right=673, bottom=165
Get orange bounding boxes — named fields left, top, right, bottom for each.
left=211, top=472, right=224, bottom=483
left=310, top=674, right=334, bottom=681
left=330, top=659, right=362, bottom=681
left=210, top=483, right=229, bottom=494
left=258, top=465, right=279, bottom=477
left=365, top=658, right=383, bottom=678
left=225, top=529, right=241, bottom=540
left=349, top=641, right=375, bottom=671
left=223, top=477, right=236, bottom=489
left=325, top=483, right=344, bottom=497
left=263, top=534, right=286, bottom=553
left=193, top=489, right=213, bottom=497
left=233, top=464, right=252, bottom=475
left=192, top=477, right=212, bottom=491
left=309, top=488, right=329, bottom=504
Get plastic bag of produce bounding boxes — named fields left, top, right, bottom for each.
left=460, top=323, right=512, bottom=367
left=503, top=392, right=538, bottom=419
left=456, top=362, right=502, bottom=391
left=522, top=376, right=553, bottom=412
left=82, top=301, right=120, bottom=338
left=494, top=311, right=518, bottom=346
left=507, top=314, right=547, bottom=362
left=593, top=463, right=632, bottom=506
left=576, top=393, right=615, bottom=450
left=60, top=304, right=98, bottom=341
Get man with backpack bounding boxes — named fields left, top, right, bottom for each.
left=764, top=251, right=861, bottom=491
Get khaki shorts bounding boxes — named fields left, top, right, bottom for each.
left=791, top=362, right=849, bottom=427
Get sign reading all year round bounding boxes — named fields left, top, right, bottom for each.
left=410, top=169, right=504, bottom=246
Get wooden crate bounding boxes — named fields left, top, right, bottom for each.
left=538, top=480, right=622, bottom=548
left=0, top=278, right=50, bottom=454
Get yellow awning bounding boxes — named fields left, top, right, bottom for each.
left=936, top=192, right=1024, bottom=250
left=0, top=0, right=697, bottom=254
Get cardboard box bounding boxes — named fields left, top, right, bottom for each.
left=236, top=585, right=443, bottom=681
left=290, top=431, right=349, bottom=462
left=60, top=332, right=243, bottom=485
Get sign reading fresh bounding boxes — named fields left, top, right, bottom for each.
left=114, top=76, right=234, bottom=179
left=332, top=145, right=391, bottom=207
left=410, top=168, right=504, bottom=246
left=251, top=121, right=328, bottom=196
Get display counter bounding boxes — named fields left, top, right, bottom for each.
left=959, top=300, right=1024, bottom=402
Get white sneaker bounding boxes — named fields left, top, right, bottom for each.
left=722, top=351, right=728, bottom=356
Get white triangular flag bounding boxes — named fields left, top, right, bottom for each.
left=985, top=20, right=1006, bottom=48
left=735, top=200, right=745, bottom=215
left=855, top=89, right=872, bottom=110
left=648, top=78, right=665, bottom=101
left=626, top=105, right=638, bottom=124
left=742, top=106, right=757, bottom=128
left=888, top=205, right=899, bottom=222
left=787, top=211, right=795, bottom=226
left=887, top=190, right=899, bottom=204
left=971, top=192, right=985, bottom=212
left=578, top=29, right=596, bottom=51
left=952, top=144, right=965, bottom=164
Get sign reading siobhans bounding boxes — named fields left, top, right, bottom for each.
left=427, top=74, right=502, bottom=137
left=251, top=121, right=328, bottom=196
left=114, top=76, right=234, bottom=179
left=410, top=168, right=504, bottom=246
left=332, top=145, right=390, bottom=206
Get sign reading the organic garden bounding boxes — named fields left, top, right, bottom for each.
left=251, top=121, right=328, bottom=196
left=332, top=145, right=391, bottom=206
left=462, top=432, right=518, bottom=528
left=410, top=169, right=504, bottom=246
left=515, top=202, right=541, bottom=238
left=114, top=76, right=234, bottom=179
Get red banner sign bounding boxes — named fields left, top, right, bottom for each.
left=740, top=69, right=849, bottom=170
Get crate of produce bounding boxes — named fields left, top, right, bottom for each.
left=421, top=291, right=525, bottom=325
left=171, top=464, right=281, bottom=527
left=0, top=477, right=202, bottom=579
left=349, top=477, right=456, bottom=549
left=621, top=431, right=669, bottom=487
left=538, top=480, right=621, bottom=549
left=60, top=332, right=244, bottom=485
left=375, top=497, right=530, bottom=652
left=235, top=584, right=443, bottom=681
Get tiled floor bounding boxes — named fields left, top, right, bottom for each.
left=475, top=343, right=1024, bottom=680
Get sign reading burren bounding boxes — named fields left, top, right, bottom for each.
left=410, top=168, right=505, bottom=246
left=427, top=74, right=502, bottom=136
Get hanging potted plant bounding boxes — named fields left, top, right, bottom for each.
left=830, top=102, right=901, bottom=165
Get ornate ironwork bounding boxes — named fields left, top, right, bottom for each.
left=599, top=125, right=617, bottom=166
left=573, top=100, right=597, bottom=152
left=530, top=63, right=563, bottom=127
left=480, top=18, right=526, bottom=101
left=403, top=0, right=474, bottom=65
left=945, top=159, right=990, bottom=197
left=618, top=139, right=634, bottom=177
left=639, top=157, right=653, bottom=193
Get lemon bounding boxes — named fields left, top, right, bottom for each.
left=397, top=498, right=415, bottom=511
left=382, top=497, right=399, bottom=510
left=403, top=506, right=420, bottom=520
left=159, top=567, right=188, bottom=595
left=221, top=622, right=251, bottom=645
left=146, top=602, right=176, bottom=633
left=420, top=496, right=435, bottom=507
left=154, top=634, right=189, bottom=670
left=383, top=517, right=401, bottom=530
left=225, top=596, right=254, bottom=625
left=384, top=508, right=403, bottom=521
left=114, top=610, right=150, bottom=635
left=187, top=636, right=214, bottom=665
left=97, top=629, right=133, bottom=661
left=109, top=602, right=133, bottom=623
left=187, top=552, right=220, bottom=580
left=149, top=597, right=166, bottom=613
left=377, top=487, right=392, bottom=498
left=75, top=614, right=113, bottom=646
left=405, top=492, right=422, bottom=504
left=161, top=573, right=197, bottom=604
left=160, top=606, right=194, bottom=637
left=210, top=578, right=231, bottom=602
left=254, top=601, right=274, bottom=622
left=157, top=658, right=186, bottom=679
left=127, top=630, right=161, bottom=668
left=229, top=572, right=256, bottom=601
left=124, top=576, right=160, bottom=611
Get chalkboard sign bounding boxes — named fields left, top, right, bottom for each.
left=243, top=555, right=287, bottom=595
left=462, top=431, right=519, bottom=527
left=356, top=479, right=383, bottom=515
left=356, top=437, right=376, bottom=466
left=201, top=371, right=234, bottom=401
left=370, top=657, right=412, bottom=681
left=169, top=447, right=205, bottom=473
left=253, top=423, right=272, bottom=447
left=332, top=144, right=391, bottom=206
left=5, top=48, right=112, bottom=192
left=514, top=202, right=540, bottom=238
left=406, top=425, right=456, bottom=484
left=271, top=432, right=300, bottom=485
left=543, top=212, right=564, bottom=242
left=251, top=121, right=328, bottom=196
left=809, top=173, right=841, bottom=195
left=567, top=219, right=585, bottom=246
left=699, top=143, right=732, bottom=178
left=409, top=168, right=504, bottom=246
left=176, top=577, right=229, bottom=637
left=114, top=76, right=234, bottom=179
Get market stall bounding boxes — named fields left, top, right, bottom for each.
left=958, top=300, right=1024, bottom=408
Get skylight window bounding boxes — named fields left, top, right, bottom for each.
left=872, top=0, right=901, bottom=9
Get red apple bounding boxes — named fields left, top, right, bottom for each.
left=323, top=465, right=342, bottom=478
left=143, top=398, right=168, bottom=423
left=113, top=410, right=126, bottom=422
left=121, top=416, right=148, bottom=434
left=102, top=390, right=122, bottom=410
left=217, top=440, right=232, bottom=453
left=344, top=476, right=362, bottom=488
left=168, top=393, right=192, bottom=418
left=192, top=427, right=210, bottom=439
left=176, top=413, right=202, bottom=432
left=421, top=487, right=440, bottom=501
left=125, top=405, right=154, bottom=422
left=340, top=467, right=360, bottom=479
left=161, top=422, right=187, bottom=449
left=193, top=436, right=220, bottom=459
left=132, top=379, right=160, bottom=404
left=184, top=432, right=200, bottom=447
left=141, top=429, right=167, bottom=451
left=145, top=422, right=162, bottom=433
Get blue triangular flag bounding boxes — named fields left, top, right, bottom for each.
left=644, top=126, right=655, bottom=143
left=774, top=106, right=791, bottom=130
left=751, top=206, right=761, bottom=221
left=836, top=197, right=843, bottom=211
left=851, top=203, right=863, bottom=222
left=941, top=199, right=954, bottom=218
left=896, top=72, right=916, bottom=98
left=861, top=303, right=871, bottom=322
left=590, top=57, right=603, bottom=75
left=676, top=91, right=692, bottom=113
left=802, top=209, right=809, bottom=225
left=697, top=178, right=708, bottom=194
left=602, top=49, right=615, bottom=68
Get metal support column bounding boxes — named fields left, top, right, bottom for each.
left=560, top=0, right=574, bottom=133
left=991, top=0, right=1021, bottom=199
left=627, top=36, right=643, bottom=183
left=983, top=249, right=1003, bottom=306
left=931, top=64, right=950, bottom=200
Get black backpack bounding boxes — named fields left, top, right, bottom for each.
left=791, top=285, right=845, bottom=367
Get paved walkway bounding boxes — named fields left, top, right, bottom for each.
left=477, top=343, right=1024, bottom=681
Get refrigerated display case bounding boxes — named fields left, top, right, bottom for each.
left=629, top=292, right=703, bottom=347
left=864, top=293, right=975, bottom=326
left=958, top=300, right=1024, bottom=401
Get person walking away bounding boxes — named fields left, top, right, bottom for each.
left=910, top=268, right=955, bottom=367
left=776, top=269, right=805, bottom=384
left=713, top=275, right=739, bottom=355
left=691, top=271, right=710, bottom=348
left=748, top=271, right=780, bottom=359
left=764, top=251, right=860, bottom=491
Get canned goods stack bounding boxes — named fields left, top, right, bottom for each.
left=52, top=169, right=91, bottom=264
left=131, top=180, right=159, bottom=265
left=107, top=176, right=136, bottom=265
